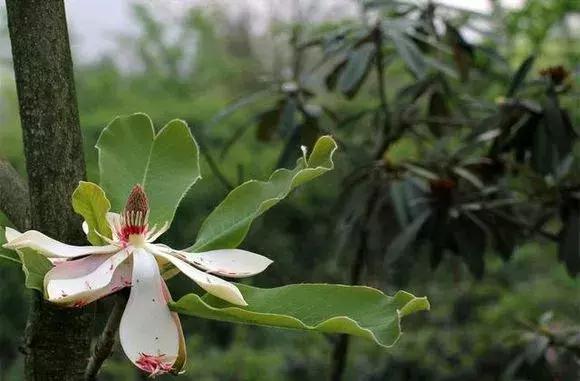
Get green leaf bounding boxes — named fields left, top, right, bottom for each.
left=17, top=248, right=53, bottom=292
left=390, top=31, right=426, bottom=78
left=72, top=181, right=112, bottom=245
left=189, top=136, right=337, bottom=252
left=170, top=283, right=429, bottom=348
left=338, top=43, right=375, bottom=98
left=385, top=210, right=431, bottom=263
left=543, top=89, right=572, bottom=157
left=96, top=113, right=201, bottom=227
left=256, top=107, right=281, bottom=142
left=0, top=227, right=21, bottom=265
left=453, top=216, right=486, bottom=279
left=559, top=205, right=580, bottom=276
left=427, top=90, right=449, bottom=136
left=325, top=59, right=347, bottom=91
left=390, top=180, right=410, bottom=227
left=506, top=55, right=535, bottom=97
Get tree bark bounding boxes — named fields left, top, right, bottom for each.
left=5, top=1, right=94, bottom=380
left=0, top=160, right=30, bottom=231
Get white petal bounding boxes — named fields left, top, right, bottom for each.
left=160, top=279, right=187, bottom=373
left=82, top=221, right=89, bottom=235
left=106, top=212, right=122, bottom=240
left=171, top=249, right=273, bottom=278
left=148, top=245, right=247, bottom=306
left=5, top=227, right=19, bottom=241
left=119, top=248, right=181, bottom=375
left=3, top=228, right=118, bottom=258
left=45, top=249, right=131, bottom=306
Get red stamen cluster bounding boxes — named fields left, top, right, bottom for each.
left=539, top=65, right=569, bottom=85
left=136, top=353, right=173, bottom=377
left=120, top=185, right=150, bottom=240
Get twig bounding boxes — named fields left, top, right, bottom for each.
left=491, top=209, right=559, bottom=241
left=374, top=25, right=389, bottom=116
left=330, top=189, right=379, bottom=381
left=0, top=159, right=31, bottom=230
left=85, top=292, right=129, bottom=381
left=404, top=116, right=477, bottom=126
left=189, top=125, right=234, bottom=191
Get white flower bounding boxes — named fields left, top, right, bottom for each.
left=3, top=185, right=272, bottom=376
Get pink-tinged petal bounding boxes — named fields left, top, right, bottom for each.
left=119, top=248, right=181, bottom=376
left=44, top=249, right=131, bottom=307
left=148, top=245, right=247, bottom=306
left=170, top=248, right=273, bottom=278
left=3, top=227, right=118, bottom=258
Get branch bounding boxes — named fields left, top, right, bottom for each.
left=0, top=159, right=31, bottom=230
left=85, top=292, right=129, bottom=381
left=490, top=209, right=559, bottom=241
left=190, top=125, right=234, bottom=191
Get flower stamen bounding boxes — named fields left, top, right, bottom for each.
left=135, top=353, right=174, bottom=377
left=119, top=185, right=150, bottom=246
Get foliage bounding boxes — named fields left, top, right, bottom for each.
left=172, top=284, right=429, bottom=347
left=0, top=1, right=578, bottom=380
left=97, top=114, right=201, bottom=227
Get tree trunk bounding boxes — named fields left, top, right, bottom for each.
left=5, top=1, right=94, bottom=380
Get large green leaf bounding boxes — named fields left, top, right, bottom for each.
left=189, top=135, right=337, bottom=252
left=171, top=284, right=429, bottom=348
left=72, top=181, right=112, bottom=245
left=96, top=113, right=201, bottom=227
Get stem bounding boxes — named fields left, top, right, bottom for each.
left=329, top=190, right=378, bottom=381
left=5, top=1, right=94, bottom=379
left=189, top=125, right=233, bottom=191
left=328, top=31, right=398, bottom=376
left=85, top=292, right=129, bottom=381
left=491, top=209, right=558, bottom=241
left=374, top=26, right=388, bottom=116
left=0, top=160, right=31, bottom=230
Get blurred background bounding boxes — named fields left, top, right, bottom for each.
left=0, top=0, right=578, bottom=380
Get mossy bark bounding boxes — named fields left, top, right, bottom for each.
left=5, top=1, right=94, bottom=380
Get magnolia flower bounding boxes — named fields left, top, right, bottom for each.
left=3, top=185, right=272, bottom=376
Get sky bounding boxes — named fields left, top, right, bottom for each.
left=63, top=0, right=526, bottom=63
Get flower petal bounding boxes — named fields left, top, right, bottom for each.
left=106, top=212, right=122, bottom=240
left=4, top=226, right=20, bottom=242
left=44, top=249, right=131, bottom=306
left=3, top=227, right=118, bottom=258
left=171, top=249, right=273, bottom=278
left=148, top=245, right=247, bottom=306
left=119, top=248, right=182, bottom=376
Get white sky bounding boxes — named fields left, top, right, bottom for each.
left=63, top=0, right=526, bottom=63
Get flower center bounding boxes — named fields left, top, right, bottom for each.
left=135, top=353, right=173, bottom=376
left=119, top=184, right=149, bottom=247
